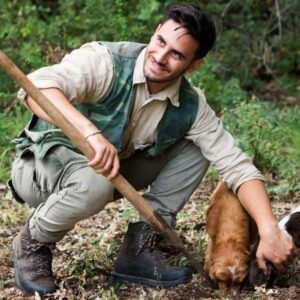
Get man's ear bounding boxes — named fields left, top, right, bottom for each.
left=150, top=24, right=161, bottom=41
left=155, top=24, right=162, bottom=33
left=187, top=59, right=204, bottom=74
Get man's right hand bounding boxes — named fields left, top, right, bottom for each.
left=25, top=88, right=120, bottom=180
left=86, top=131, right=120, bottom=180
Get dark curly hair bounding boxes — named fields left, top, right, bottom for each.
left=163, top=3, right=216, bottom=59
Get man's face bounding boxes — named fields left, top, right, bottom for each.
left=144, top=19, right=203, bottom=94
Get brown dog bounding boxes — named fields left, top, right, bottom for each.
left=204, top=181, right=251, bottom=295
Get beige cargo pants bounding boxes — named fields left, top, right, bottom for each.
left=11, top=139, right=209, bottom=243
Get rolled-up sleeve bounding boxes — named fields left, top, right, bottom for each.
left=17, top=41, right=113, bottom=104
left=186, top=87, right=264, bottom=194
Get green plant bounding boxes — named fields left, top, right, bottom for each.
left=97, top=287, right=118, bottom=300
left=61, top=246, right=107, bottom=279
left=196, top=228, right=207, bottom=265
left=221, top=97, right=300, bottom=195
left=0, top=195, right=30, bottom=227
left=0, top=279, right=8, bottom=287
left=121, top=207, right=138, bottom=222
left=0, top=99, right=30, bottom=182
left=190, top=57, right=247, bottom=113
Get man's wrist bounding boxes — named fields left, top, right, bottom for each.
left=84, top=130, right=102, bottom=139
left=257, top=219, right=280, bottom=237
left=80, top=121, right=99, bottom=137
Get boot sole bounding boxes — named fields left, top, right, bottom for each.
left=111, top=271, right=192, bottom=288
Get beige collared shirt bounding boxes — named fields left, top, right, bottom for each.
left=18, top=41, right=264, bottom=193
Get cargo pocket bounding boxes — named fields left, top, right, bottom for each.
left=11, top=152, right=49, bottom=208
left=32, top=168, right=50, bottom=204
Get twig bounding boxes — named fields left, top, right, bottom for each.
left=219, top=0, right=236, bottom=34
left=221, top=0, right=236, bottom=19
left=275, top=0, right=282, bottom=40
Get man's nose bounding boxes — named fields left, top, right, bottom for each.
left=155, top=49, right=168, bottom=64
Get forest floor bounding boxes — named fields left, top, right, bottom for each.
left=0, top=179, right=300, bottom=300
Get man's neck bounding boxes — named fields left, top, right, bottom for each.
left=147, top=78, right=178, bottom=95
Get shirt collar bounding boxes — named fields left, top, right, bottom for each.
left=133, top=47, right=182, bottom=107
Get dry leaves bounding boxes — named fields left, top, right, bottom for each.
left=0, top=181, right=300, bottom=299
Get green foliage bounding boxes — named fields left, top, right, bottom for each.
left=1, top=0, right=299, bottom=96
left=0, top=280, right=8, bottom=287
left=0, top=0, right=299, bottom=197
left=221, top=98, right=300, bottom=194
left=1, top=1, right=59, bottom=91
left=61, top=235, right=119, bottom=279
left=0, top=193, right=30, bottom=227
left=0, top=0, right=167, bottom=92
left=190, top=57, right=247, bottom=112
left=0, top=98, right=30, bottom=182
left=107, top=240, right=120, bottom=254
left=96, top=287, right=118, bottom=300
left=121, top=207, right=138, bottom=222
left=204, top=0, right=300, bottom=97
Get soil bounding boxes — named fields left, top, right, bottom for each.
left=0, top=181, right=300, bottom=300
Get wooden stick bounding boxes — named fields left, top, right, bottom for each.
left=0, top=49, right=204, bottom=274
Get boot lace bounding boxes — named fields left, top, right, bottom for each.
left=22, top=237, right=55, bottom=277
left=135, top=225, right=160, bottom=256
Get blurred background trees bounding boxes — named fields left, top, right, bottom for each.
left=0, top=0, right=299, bottom=196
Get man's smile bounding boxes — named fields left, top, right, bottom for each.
left=150, top=56, right=171, bottom=73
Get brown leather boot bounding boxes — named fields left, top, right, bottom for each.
left=11, top=222, right=57, bottom=296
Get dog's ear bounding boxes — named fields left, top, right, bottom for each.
left=285, top=212, right=300, bottom=247
left=206, top=181, right=225, bottom=237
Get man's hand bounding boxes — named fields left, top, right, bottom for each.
left=256, top=224, right=297, bottom=273
left=237, top=179, right=298, bottom=274
left=86, top=132, right=120, bottom=180
left=24, top=88, right=120, bottom=180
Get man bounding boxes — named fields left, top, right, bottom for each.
left=10, top=3, right=296, bottom=296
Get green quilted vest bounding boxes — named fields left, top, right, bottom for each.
left=13, top=41, right=199, bottom=159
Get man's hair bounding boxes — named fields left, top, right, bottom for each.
left=163, top=3, right=216, bottom=59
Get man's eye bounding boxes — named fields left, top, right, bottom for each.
left=157, top=38, right=165, bottom=46
left=172, top=52, right=182, bottom=60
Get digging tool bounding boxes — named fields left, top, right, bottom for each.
left=0, top=50, right=204, bottom=274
